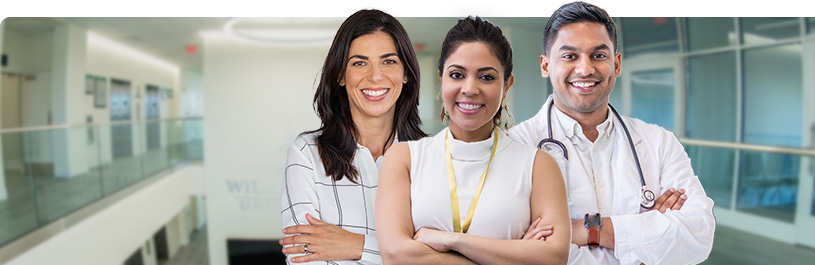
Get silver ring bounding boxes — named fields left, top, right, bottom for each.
left=304, top=244, right=309, bottom=253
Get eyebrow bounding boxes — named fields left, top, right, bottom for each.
left=558, top=44, right=611, bottom=52
left=446, top=64, right=499, bottom=73
left=348, top=53, right=399, bottom=61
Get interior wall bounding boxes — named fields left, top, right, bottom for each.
left=50, top=23, right=87, bottom=178
left=180, top=69, right=204, bottom=117
left=202, top=33, right=324, bottom=265
left=85, top=30, right=182, bottom=165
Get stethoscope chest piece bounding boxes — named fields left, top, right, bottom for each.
left=641, top=187, right=655, bottom=209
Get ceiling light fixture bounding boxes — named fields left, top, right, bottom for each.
left=222, top=17, right=341, bottom=47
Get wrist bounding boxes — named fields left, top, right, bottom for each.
left=584, top=213, right=601, bottom=248
left=449, top=231, right=465, bottom=251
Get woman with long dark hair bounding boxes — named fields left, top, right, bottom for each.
left=376, top=17, right=571, bottom=264
left=280, top=9, right=426, bottom=264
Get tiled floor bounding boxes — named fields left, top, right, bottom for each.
left=162, top=227, right=210, bottom=265
left=702, top=225, right=815, bottom=265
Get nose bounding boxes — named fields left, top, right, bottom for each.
left=369, top=64, right=384, bottom=82
left=461, top=76, right=479, bottom=96
left=574, top=56, right=595, bottom=77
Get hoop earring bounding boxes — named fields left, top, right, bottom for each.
left=499, top=103, right=515, bottom=129
left=440, top=105, right=449, bottom=123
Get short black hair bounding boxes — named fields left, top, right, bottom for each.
left=543, top=1, right=618, bottom=56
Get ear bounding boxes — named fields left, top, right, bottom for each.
left=540, top=55, right=550, bottom=78
left=403, top=74, right=408, bottom=84
left=614, top=53, right=622, bottom=77
left=437, top=70, right=442, bottom=80
left=339, top=77, right=345, bottom=86
left=503, top=75, right=514, bottom=102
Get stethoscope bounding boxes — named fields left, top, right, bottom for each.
left=537, top=101, right=656, bottom=209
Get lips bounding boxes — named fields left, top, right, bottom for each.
left=455, top=102, right=485, bottom=114
left=569, top=80, right=599, bottom=93
left=361, top=88, right=389, bottom=101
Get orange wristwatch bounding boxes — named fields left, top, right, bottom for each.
left=584, top=213, right=601, bottom=248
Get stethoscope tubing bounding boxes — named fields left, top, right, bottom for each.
left=537, top=100, right=654, bottom=209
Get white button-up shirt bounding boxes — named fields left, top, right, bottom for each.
left=281, top=132, right=386, bottom=265
left=508, top=95, right=716, bottom=265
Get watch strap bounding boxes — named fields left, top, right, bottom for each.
left=587, top=225, right=600, bottom=248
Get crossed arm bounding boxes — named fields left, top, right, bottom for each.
left=376, top=144, right=571, bottom=265
left=566, top=130, right=716, bottom=265
left=569, top=188, right=689, bottom=249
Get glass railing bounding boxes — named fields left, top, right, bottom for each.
left=682, top=138, right=815, bottom=223
left=0, top=118, right=203, bottom=247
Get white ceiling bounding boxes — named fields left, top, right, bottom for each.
left=4, top=17, right=549, bottom=73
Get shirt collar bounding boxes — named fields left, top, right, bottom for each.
left=553, top=105, right=615, bottom=140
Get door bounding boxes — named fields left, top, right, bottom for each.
left=620, top=54, right=685, bottom=135
left=110, top=79, right=132, bottom=159
left=1, top=73, right=24, bottom=172
left=145, top=85, right=160, bottom=150
left=794, top=35, right=815, bottom=249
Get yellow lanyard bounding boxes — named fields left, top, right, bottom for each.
left=445, top=128, right=499, bottom=233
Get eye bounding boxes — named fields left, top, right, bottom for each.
left=561, top=54, right=575, bottom=60
left=592, top=53, right=608, bottom=59
left=449, top=72, right=464, bottom=79
left=384, top=59, right=398, bottom=65
left=351, top=61, right=366, bottom=66
left=480, top=74, right=496, bottom=81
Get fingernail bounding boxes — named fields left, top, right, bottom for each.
left=670, top=188, right=675, bottom=192
left=681, top=194, right=687, bottom=199
left=282, top=228, right=288, bottom=234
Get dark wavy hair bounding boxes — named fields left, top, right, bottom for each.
left=543, top=1, right=618, bottom=56
left=306, top=9, right=426, bottom=183
left=437, top=16, right=513, bottom=129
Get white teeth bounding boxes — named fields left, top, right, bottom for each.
left=457, top=103, right=482, bottom=110
left=571, top=81, right=596, bottom=88
left=362, top=89, right=387, bottom=97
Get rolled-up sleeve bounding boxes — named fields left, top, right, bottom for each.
left=610, top=130, right=716, bottom=265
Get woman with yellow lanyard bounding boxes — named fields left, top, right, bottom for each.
left=376, top=16, right=571, bottom=265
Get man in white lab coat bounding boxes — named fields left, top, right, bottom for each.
left=508, top=2, right=716, bottom=264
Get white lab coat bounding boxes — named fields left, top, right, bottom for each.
left=508, top=96, right=716, bottom=265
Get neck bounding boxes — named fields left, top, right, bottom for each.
left=352, top=112, right=395, bottom=159
left=554, top=102, right=608, bottom=143
left=449, top=122, right=494, bottom=143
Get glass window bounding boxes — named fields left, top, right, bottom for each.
left=609, top=75, right=623, bottom=109
left=631, top=69, right=674, bottom=130
left=621, top=17, right=679, bottom=57
left=686, top=52, right=737, bottom=141
left=742, top=44, right=803, bottom=147
left=741, top=18, right=801, bottom=45
left=737, top=151, right=800, bottom=223
left=686, top=18, right=737, bottom=51
left=686, top=145, right=735, bottom=209
left=809, top=18, right=815, bottom=35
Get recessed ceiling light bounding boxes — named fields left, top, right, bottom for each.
left=222, top=17, right=342, bottom=47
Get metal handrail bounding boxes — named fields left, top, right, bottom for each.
left=0, top=117, right=203, bottom=134
left=678, top=137, right=815, bottom=157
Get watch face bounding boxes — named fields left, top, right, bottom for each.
left=584, top=213, right=601, bottom=228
